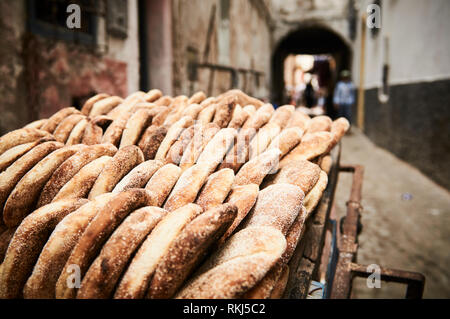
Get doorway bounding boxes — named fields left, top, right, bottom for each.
left=271, top=25, right=352, bottom=118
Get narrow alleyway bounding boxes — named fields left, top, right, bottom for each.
left=334, top=129, right=450, bottom=299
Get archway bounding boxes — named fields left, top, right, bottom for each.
left=271, top=24, right=352, bottom=118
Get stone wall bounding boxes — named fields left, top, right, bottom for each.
left=0, top=0, right=139, bottom=134
left=171, top=0, right=273, bottom=99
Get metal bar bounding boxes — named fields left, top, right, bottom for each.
left=330, top=164, right=425, bottom=299
left=330, top=164, right=364, bottom=298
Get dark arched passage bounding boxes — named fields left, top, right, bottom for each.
left=271, top=25, right=352, bottom=113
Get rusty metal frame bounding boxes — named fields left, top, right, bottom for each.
left=330, top=165, right=425, bottom=299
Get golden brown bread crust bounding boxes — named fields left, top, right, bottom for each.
left=197, top=103, right=216, bottom=125
left=88, top=145, right=144, bottom=199
left=217, top=89, right=264, bottom=109
left=0, top=137, right=54, bottom=172
left=178, top=255, right=279, bottom=299
left=281, top=206, right=307, bottom=264
left=196, top=168, right=235, bottom=211
left=112, top=160, right=163, bottom=193
left=23, top=119, right=48, bottom=130
left=102, top=111, right=132, bottom=147
left=219, top=184, right=259, bottom=245
left=304, top=170, right=328, bottom=215
left=220, top=127, right=255, bottom=172
left=279, top=131, right=333, bottom=167
left=56, top=189, right=153, bottom=299
left=0, top=141, right=63, bottom=222
left=176, top=226, right=286, bottom=299
left=124, top=91, right=147, bottom=103
left=181, top=104, right=203, bottom=120
left=242, top=104, right=257, bottom=118
left=81, top=121, right=103, bottom=145
left=53, top=114, right=86, bottom=143
left=165, top=125, right=195, bottom=164
left=227, top=104, right=249, bottom=130
left=267, top=127, right=303, bottom=157
left=221, top=105, right=273, bottom=172
left=23, top=194, right=115, bottom=299
left=155, top=116, right=193, bottom=161
left=0, top=199, right=88, bottom=299
left=188, top=91, right=206, bottom=105
left=119, top=109, right=154, bottom=148
left=163, top=96, right=189, bottom=126
left=41, top=107, right=81, bottom=133
left=151, top=107, right=171, bottom=125
left=78, top=206, right=167, bottom=299
left=243, top=262, right=286, bottom=299
left=286, top=110, right=310, bottom=131
left=66, top=118, right=88, bottom=145
left=263, top=159, right=321, bottom=194
left=105, top=98, right=137, bottom=120
left=148, top=204, right=237, bottom=299
left=138, top=125, right=168, bottom=160
left=329, top=117, right=350, bottom=150
left=268, top=105, right=295, bottom=129
left=89, top=96, right=123, bottom=117
left=196, top=128, right=237, bottom=174
left=0, top=128, right=53, bottom=156
left=37, top=144, right=117, bottom=207
left=248, top=123, right=281, bottom=160
left=3, top=145, right=83, bottom=227
left=200, top=97, right=216, bottom=108
left=146, top=89, right=163, bottom=102
left=306, top=115, right=332, bottom=133
left=0, top=227, right=16, bottom=263
left=145, top=164, right=181, bottom=207
left=154, top=95, right=173, bottom=107
left=81, top=93, right=110, bottom=115
left=163, top=164, right=211, bottom=212
left=233, top=148, right=281, bottom=187
left=213, top=99, right=236, bottom=128
left=179, top=123, right=220, bottom=172
left=241, top=183, right=304, bottom=236
left=114, top=203, right=202, bottom=299
left=90, top=115, right=113, bottom=130
left=242, top=103, right=274, bottom=129
left=52, top=156, right=111, bottom=202
left=319, top=154, right=333, bottom=174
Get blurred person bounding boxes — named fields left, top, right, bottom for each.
left=303, top=79, right=316, bottom=108
left=333, top=70, right=355, bottom=123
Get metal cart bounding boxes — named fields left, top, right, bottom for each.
left=283, top=144, right=426, bottom=299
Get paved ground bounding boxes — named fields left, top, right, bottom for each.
left=333, top=128, right=450, bottom=299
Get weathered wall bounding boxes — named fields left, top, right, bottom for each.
left=0, top=0, right=140, bottom=134
left=171, top=0, right=272, bottom=99
left=0, top=1, right=29, bottom=134
left=271, top=0, right=351, bottom=50
left=352, top=0, right=450, bottom=189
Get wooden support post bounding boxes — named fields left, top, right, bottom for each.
left=357, top=14, right=367, bottom=130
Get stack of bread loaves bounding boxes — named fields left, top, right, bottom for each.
left=0, top=89, right=349, bottom=299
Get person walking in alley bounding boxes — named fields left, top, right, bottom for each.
left=303, top=80, right=316, bottom=108
left=333, top=70, right=355, bottom=124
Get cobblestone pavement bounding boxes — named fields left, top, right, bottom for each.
left=333, top=128, right=450, bottom=298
